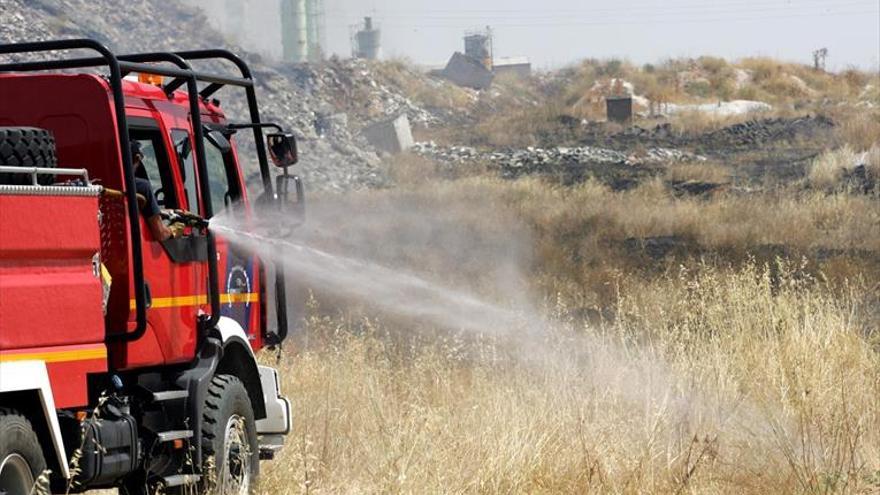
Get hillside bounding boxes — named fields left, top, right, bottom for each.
left=0, top=0, right=469, bottom=191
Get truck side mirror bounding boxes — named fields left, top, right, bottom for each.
left=267, top=133, right=298, bottom=167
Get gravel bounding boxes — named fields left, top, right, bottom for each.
left=413, top=141, right=705, bottom=169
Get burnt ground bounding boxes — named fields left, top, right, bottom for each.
left=510, top=114, right=839, bottom=189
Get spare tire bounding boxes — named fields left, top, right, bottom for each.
left=0, top=127, right=58, bottom=185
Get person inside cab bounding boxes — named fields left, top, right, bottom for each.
left=131, top=141, right=174, bottom=241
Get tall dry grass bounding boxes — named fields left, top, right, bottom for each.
left=261, top=261, right=879, bottom=494
left=254, top=172, right=879, bottom=494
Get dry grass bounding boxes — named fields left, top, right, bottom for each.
left=664, top=110, right=753, bottom=134
left=666, top=161, right=731, bottom=183
left=372, top=58, right=475, bottom=113
left=255, top=55, right=880, bottom=494
left=249, top=171, right=880, bottom=493
left=809, top=145, right=862, bottom=189
left=262, top=261, right=879, bottom=494
left=809, top=143, right=880, bottom=192
left=833, top=111, right=880, bottom=150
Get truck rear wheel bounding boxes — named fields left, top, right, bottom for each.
left=0, top=127, right=58, bottom=185
left=201, top=374, right=259, bottom=494
left=0, top=408, right=47, bottom=495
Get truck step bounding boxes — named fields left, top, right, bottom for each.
left=156, top=430, right=193, bottom=442
left=162, top=474, right=201, bottom=487
left=151, top=390, right=189, bottom=402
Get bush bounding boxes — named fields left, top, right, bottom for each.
left=698, top=56, right=728, bottom=75
left=808, top=145, right=859, bottom=189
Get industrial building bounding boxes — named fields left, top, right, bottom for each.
left=352, top=17, right=381, bottom=60
left=493, top=56, right=532, bottom=78
left=437, top=28, right=531, bottom=89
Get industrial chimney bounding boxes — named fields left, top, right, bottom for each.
left=281, top=0, right=324, bottom=63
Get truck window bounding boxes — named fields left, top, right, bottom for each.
left=203, top=134, right=240, bottom=216
left=130, top=129, right=178, bottom=209
left=171, top=129, right=200, bottom=215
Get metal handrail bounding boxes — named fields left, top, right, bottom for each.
left=0, top=165, right=91, bottom=185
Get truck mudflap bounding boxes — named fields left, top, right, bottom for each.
left=255, top=365, right=291, bottom=459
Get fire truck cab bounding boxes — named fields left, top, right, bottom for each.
left=0, top=39, right=301, bottom=494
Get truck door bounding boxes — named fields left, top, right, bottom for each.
left=126, top=125, right=201, bottom=366
left=195, top=132, right=262, bottom=346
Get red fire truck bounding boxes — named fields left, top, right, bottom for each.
left=0, top=39, right=302, bottom=494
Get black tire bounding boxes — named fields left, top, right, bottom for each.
left=0, top=127, right=58, bottom=185
left=0, top=408, right=48, bottom=495
left=201, top=374, right=260, bottom=494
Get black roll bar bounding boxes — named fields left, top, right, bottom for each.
left=116, top=51, right=222, bottom=333
left=173, top=50, right=273, bottom=196
left=173, top=50, right=289, bottom=345
left=0, top=39, right=149, bottom=345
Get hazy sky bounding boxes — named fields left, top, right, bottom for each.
left=316, top=0, right=880, bottom=70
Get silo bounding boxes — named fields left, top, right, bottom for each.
left=305, top=0, right=325, bottom=62
left=281, top=0, right=308, bottom=63
left=354, top=17, right=381, bottom=60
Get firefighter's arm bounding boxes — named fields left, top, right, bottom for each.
left=146, top=213, right=173, bottom=241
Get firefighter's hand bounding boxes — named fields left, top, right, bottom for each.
left=168, top=222, right=187, bottom=238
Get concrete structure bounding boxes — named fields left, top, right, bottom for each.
left=353, top=17, right=381, bottom=60
left=281, top=0, right=323, bottom=63
left=440, top=52, right=494, bottom=90
left=362, top=114, right=414, bottom=154
left=305, top=0, right=324, bottom=61
left=464, top=29, right=493, bottom=69
left=281, top=0, right=308, bottom=62
left=493, top=56, right=531, bottom=79
left=606, top=96, right=634, bottom=123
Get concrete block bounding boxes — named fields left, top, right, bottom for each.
left=606, top=96, right=633, bottom=123
left=362, top=113, right=414, bottom=153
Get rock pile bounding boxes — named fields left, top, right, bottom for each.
left=413, top=141, right=705, bottom=187
left=414, top=141, right=704, bottom=167
left=698, top=115, right=834, bottom=150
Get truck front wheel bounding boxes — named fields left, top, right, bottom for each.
left=202, top=374, right=259, bottom=494
left=0, top=408, right=47, bottom=495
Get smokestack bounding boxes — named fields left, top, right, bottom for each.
left=281, top=0, right=308, bottom=63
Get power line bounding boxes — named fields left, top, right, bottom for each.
left=321, top=5, right=878, bottom=29
left=323, top=0, right=876, bottom=19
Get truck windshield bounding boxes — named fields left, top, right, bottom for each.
left=130, top=128, right=178, bottom=210
left=203, top=134, right=241, bottom=216
left=172, top=129, right=199, bottom=215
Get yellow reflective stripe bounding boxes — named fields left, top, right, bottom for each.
left=129, top=293, right=260, bottom=310
left=0, top=347, right=107, bottom=363
left=221, top=292, right=259, bottom=305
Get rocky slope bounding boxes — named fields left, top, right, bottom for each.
left=0, top=0, right=465, bottom=192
